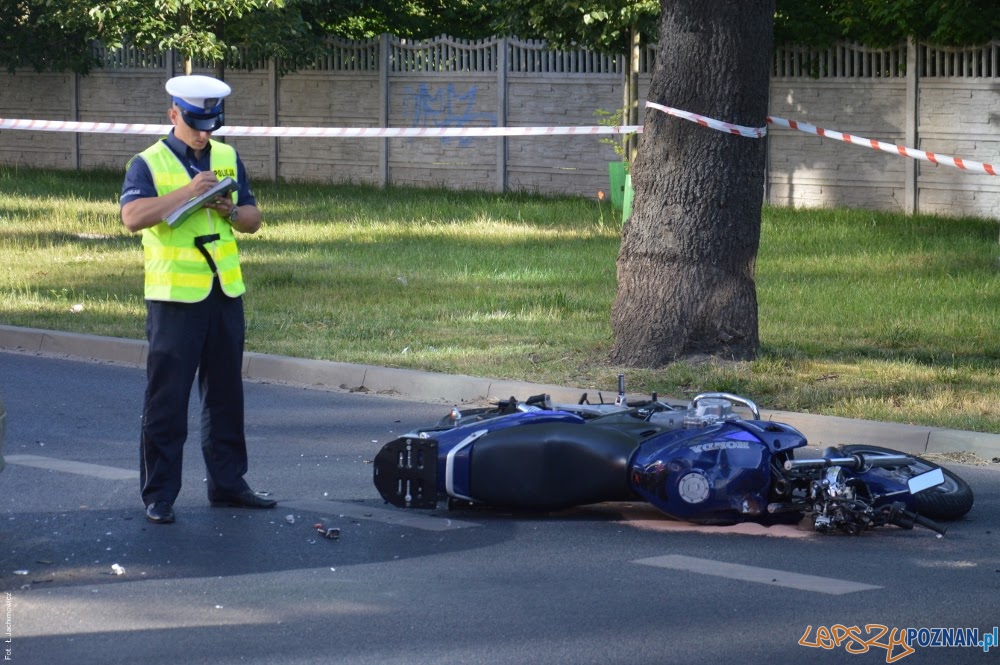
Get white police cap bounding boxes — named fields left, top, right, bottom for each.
left=165, top=75, right=231, bottom=131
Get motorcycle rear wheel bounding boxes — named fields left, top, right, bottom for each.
left=840, top=444, right=974, bottom=521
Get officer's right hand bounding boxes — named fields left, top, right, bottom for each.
left=187, top=171, right=221, bottom=196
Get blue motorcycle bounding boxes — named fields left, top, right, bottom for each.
left=373, top=378, right=973, bottom=536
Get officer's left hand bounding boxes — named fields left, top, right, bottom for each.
left=203, top=196, right=237, bottom=219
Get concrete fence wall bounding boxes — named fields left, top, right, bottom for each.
left=0, top=35, right=997, bottom=218
left=768, top=41, right=1000, bottom=219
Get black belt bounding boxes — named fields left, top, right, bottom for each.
left=194, top=234, right=222, bottom=274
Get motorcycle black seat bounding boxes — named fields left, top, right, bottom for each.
left=469, top=422, right=639, bottom=509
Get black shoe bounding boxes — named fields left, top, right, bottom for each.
left=145, top=502, right=176, bottom=524
left=209, top=490, right=277, bottom=509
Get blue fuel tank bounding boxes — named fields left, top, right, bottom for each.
left=628, top=420, right=807, bottom=524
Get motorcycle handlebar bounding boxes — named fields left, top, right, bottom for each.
left=784, top=453, right=913, bottom=472
left=911, top=512, right=947, bottom=536
left=885, top=503, right=947, bottom=536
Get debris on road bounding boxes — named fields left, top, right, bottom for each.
left=314, top=522, right=341, bottom=540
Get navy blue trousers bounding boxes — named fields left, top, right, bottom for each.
left=139, top=280, right=251, bottom=506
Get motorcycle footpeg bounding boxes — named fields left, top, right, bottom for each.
left=373, top=437, right=439, bottom=509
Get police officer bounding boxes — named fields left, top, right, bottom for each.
left=120, top=74, right=276, bottom=524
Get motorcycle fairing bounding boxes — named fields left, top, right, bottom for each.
left=848, top=466, right=925, bottom=505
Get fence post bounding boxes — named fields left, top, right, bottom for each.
left=764, top=126, right=771, bottom=206
left=268, top=57, right=279, bottom=181
left=904, top=38, right=919, bottom=215
left=496, top=37, right=508, bottom=193
left=71, top=72, right=80, bottom=170
left=379, top=33, right=391, bottom=187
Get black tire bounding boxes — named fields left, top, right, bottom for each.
left=839, top=444, right=974, bottom=521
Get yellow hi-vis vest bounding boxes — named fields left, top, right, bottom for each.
left=138, top=139, right=246, bottom=302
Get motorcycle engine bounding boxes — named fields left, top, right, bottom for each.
left=809, top=468, right=874, bottom=535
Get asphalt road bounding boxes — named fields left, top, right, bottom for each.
left=2, top=350, right=999, bottom=665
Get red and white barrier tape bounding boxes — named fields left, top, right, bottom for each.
left=644, top=101, right=767, bottom=138
left=1, top=102, right=995, bottom=176
left=0, top=118, right=641, bottom=138
left=642, top=102, right=996, bottom=176
left=765, top=115, right=997, bottom=176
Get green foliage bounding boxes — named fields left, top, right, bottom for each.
left=326, top=0, right=495, bottom=40
left=0, top=0, right=101, bottom=74
left=4, top=0, right=997, bottom=76
left=499, top=0, right=994, bottom=51
left=494, top=0, right=659, bottom=53
left=774, top=0, right=844, bottom=47
left=849, top=0, right=1000, bottom=46
left=775, top=0, right=1000, bottom=47
left=225, top=0, right=362, bottom=73
left=90, top=0, right=292, bottom=72
left=594, top=108, right=635, bottom=170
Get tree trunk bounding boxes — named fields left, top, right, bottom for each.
left=610, top=0, right=774, bottom=366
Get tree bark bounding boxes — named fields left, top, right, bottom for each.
left=611, top=0, right=774, bottom=367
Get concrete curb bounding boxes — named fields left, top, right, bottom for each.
left=2, top=324, right=999, bottom=462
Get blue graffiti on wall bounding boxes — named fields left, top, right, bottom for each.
left=400, top=83, right=496, bottom=146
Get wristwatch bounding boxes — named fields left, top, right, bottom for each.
left=228, top=205, right=239, bottom=223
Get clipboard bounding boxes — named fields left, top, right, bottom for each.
left=165, top=177, right=238, bottom=228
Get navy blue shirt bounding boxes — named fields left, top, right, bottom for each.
left=120, top=131, right=256, bottom=209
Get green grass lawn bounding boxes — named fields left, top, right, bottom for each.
left=1, top=165, right=998, bottom=433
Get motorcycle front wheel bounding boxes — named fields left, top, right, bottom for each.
left=840, top=444, right=974, bottom=521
